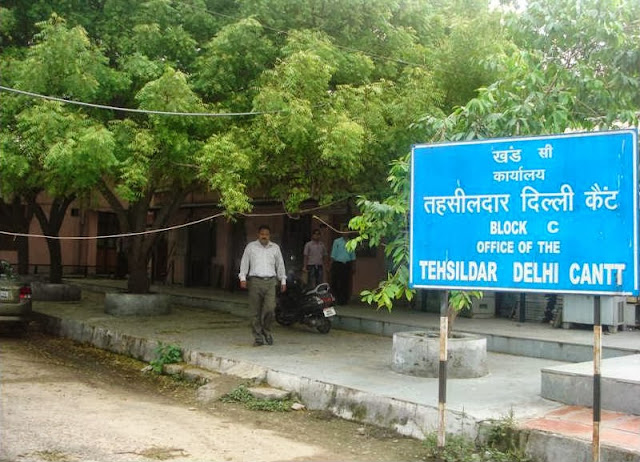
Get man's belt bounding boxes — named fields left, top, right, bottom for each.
left=249, top=276, right=276, bottom=280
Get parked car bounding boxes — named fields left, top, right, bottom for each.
left=0, top=260, right=32, bottom=332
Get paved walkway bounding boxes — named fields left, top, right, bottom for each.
left=523, top=407, right=640, bottom=455
left=31, top=278, right=640, bottom=461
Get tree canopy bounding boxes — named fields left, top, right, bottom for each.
left=350, top=0, right=640, bottom=312
left=2, top=0, right=635, bottom=296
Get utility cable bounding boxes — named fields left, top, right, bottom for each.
left=0, top=198, right=355, bottom=240
left=0, top=85, right=282, bottom=117
left=312, top=215, right=357, bottom=235
left=0, top=212, right=225, bottom=240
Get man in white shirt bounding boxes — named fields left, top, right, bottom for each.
left=239, top=225, right=287, bottom=346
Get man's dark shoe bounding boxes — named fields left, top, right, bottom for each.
left=253, top=340, right=264, bottom=347
left=264, top=334, right=273, bottom=345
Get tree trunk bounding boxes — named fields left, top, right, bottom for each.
left=32, top=195, right=75, bottom=284
left=45, top=237, right=63, bottom=283
left=125, top=232, right=153, bottom=293
left=127, top=251, right=151, bottom=293
left=98, top=181, right=190, bottom=294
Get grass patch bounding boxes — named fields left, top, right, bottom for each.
left=423, top=414, right=531, bottom=462
left=220, top=385, right=296, bottom=412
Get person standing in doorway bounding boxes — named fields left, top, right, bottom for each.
left=330, top=229, right=356, bottom=305
left=239, top=225, right=287, bottom=346
left=303, top=229, right=328, bottom=289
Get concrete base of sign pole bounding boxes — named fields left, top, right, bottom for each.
left=392, top=330, right=488, bottom=379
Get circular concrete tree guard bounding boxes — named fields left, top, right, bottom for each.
left=104, top=292, right=170, bottom=316
left=31, top=282, right=82, bottom=302
left=392, top=330, right=488, bottom=379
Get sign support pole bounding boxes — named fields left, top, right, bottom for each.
left=437, top=290, right=449, bottom=453
left=592, top=295, right=601, bottom=462
left=518, top=293, right=526, bottom=323
left=409, top=130, right=638, bottom=462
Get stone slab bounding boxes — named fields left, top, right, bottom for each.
left=247, top=387, right=291, bottom=400
left=541, top=354, right=640, bottom=415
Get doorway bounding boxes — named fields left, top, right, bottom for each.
left=185, top=220, right=215, bottom=286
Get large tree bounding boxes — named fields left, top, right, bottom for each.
left=350, top=0, right=640, bottom=314
left=99, top=68, right=250, bottom=293
left=0, top=0, right=515, bottom=292
left=1, top=15, right=123, bottom=283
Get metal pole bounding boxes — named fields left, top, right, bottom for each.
left=437, top=290, right=449, bottom=452
left=519, top=292, right=526, bottom=323
left=592, top=295, right=601, bottom=462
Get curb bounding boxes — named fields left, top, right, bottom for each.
left=33, top=311, right=477, bottom=440
left=522, top=429, right=640, bottom=462
left=33, top=311, right=640, bottom=461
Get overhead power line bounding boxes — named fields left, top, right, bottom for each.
left=0, top=212, right=224, bottom=241
left=0, top=85, right=281, bottom=117
left=0, top=199, right=355, bottom=240
left=0, top=3, right=431, bottom=117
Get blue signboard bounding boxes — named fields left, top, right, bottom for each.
left=409, top=130, right=639, bottom=295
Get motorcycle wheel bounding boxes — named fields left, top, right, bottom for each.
left=275, top=307, right=294, bottom=326
left=316, top=317, right=332, bottom=334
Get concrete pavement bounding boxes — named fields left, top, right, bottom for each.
left=31, top=278, right=640, bottom=461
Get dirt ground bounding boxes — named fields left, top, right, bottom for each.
left=0, top=328, right=431, bottom=462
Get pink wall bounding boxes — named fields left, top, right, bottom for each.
left=9, top=193, right=388, bottom=299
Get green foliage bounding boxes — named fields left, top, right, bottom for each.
left=131, top=23, right=197, bottom=70
left=0, top=260, right=15, bottom=278
left=485, top=413, right=524, bottom=457
left=418, top=0, right=640, bottom=142
left=194, top=18, right=276, bottom=105
left=150, top=343, right=182, bottom=373
left=423, top=417, right=531, bottom=462
left=0, top=7, right=17, bottom=45
left=348, top=155, right=480, bottom=324
left=3, top=0, right=639, bottom=295
left=16, top=14, right=127, bottom=102
left=349, top=0, right=640, bottom=328
left=220, top=386, right=296, bottom=412
left=424, top=433, right=477, bottom=462
left=431, top=8, right=508, bottom=110
left=13, top=102, right=117, bottom=196
left=251, top=33, right=369, bottom=210
left=348, top=157, right=413, bottom=312
left=449, top=291, right=483, bottom=312
left=196, top=132, right=252, bottom=215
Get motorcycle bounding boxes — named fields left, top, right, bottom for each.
left=275, top=272, right=337, bottom=334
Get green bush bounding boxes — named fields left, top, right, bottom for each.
left=150, top=343, right=182, bottom=373
left=423, top=415, right=531, bottom=462
left=221, top=385, right=295, bottom=412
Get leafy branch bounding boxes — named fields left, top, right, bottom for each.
left=347, top=154, right=481, bottom=335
